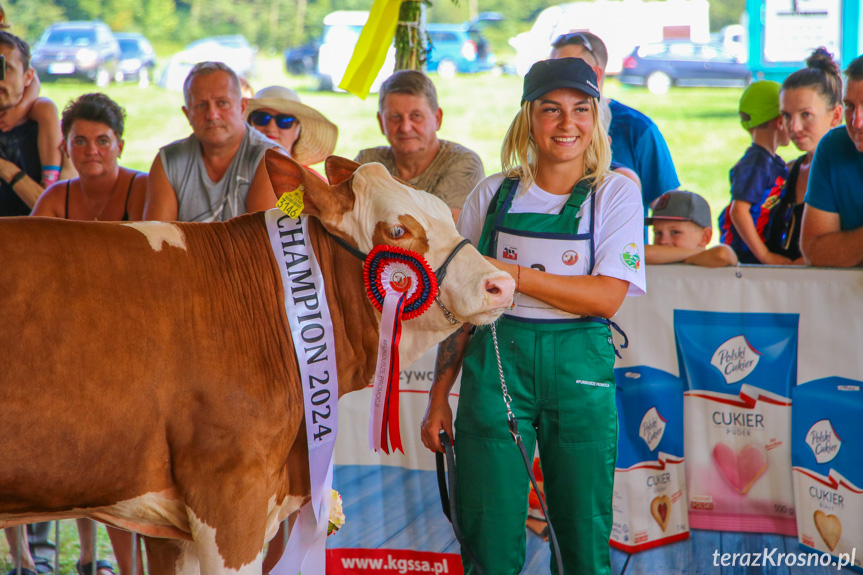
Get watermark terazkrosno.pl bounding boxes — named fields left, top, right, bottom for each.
left=713, top=548, right=857, bottom=570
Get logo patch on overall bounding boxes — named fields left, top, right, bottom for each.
left=620, top=243, right=640, bottom=271
left=562, top=250, right=578, bottom=266
left=503, top=246, right=518, bottom=260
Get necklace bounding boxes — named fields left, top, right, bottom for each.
left=80, top=173, right=122, bottom=221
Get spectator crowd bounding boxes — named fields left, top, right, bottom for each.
left=2, top=20, right=863, bottom=575
left=2, top=30, right=860, bottom=270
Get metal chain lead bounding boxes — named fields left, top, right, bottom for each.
left=490, top=323, right=516, bottom=423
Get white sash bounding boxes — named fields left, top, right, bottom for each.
left=265, top=210, right=339, bottom=575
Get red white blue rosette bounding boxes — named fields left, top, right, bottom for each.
left=363, top=245, right=438, bottom=453
left=364, top=245, right=438, bottom=319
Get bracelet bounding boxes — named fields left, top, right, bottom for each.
left=516, top=265, right=521, bottom=293
left=8, top=170, right=26, bottom=187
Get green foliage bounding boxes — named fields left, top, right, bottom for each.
left=709, top=0, right=745, bottom=31
left=4, top=0, right=66, bottom=43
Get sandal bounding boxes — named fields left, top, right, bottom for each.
left=75, top=561, right=116, bottom=575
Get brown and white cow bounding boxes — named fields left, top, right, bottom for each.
left=0, top=153, right=514, bottom=575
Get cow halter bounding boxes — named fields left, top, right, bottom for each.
left=330, top=234, right=471, bottom=325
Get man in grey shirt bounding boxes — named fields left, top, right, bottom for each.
left=144, top=62, right=277, bottom=221
left=355, top=70, right=484, bottom=221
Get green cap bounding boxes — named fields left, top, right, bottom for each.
left=739, top=80, right=782, bottom=130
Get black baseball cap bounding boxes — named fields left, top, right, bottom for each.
left=522, top=57, right=601, bottom=104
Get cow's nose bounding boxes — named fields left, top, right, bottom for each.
left=484, top=274, right=516, bottom=307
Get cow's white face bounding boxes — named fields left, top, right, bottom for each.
left=339, top=162, right=515, bottom=364
left=343, top=162, right=513, bottom=324
left=265, top=153, right=515, bottom=361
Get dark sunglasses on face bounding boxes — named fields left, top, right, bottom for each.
left=248, top=111, right=298, bottom=130
left=552, top=32, right=594, bottom=55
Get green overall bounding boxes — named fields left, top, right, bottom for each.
left=455, top=178, right=618, bottom=575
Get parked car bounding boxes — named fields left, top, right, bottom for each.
left=507, top=0, right=710, bottom=77
left=30, top=21, right=121, bottom=87
left=425, top=13, right=501, bottom=78
left=115, top=32, right=156, bottom=87
left=619, top=41, right=751, bottom=95
left=316, top=11, right=394, bottom=92
left=284, top=39, right=320, bottom=76
left=158, top=35, right=256, bottom=92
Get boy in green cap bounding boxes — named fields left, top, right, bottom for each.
left=718, top=80, right=793, bottom=264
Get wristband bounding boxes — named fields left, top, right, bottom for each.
left=8, top=170, right=26, bottom=187
left=516, top=265, right=521, bottom=293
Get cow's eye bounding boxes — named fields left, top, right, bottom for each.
left=390, top=225, right=406, bottom=239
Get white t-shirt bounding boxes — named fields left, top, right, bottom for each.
left=458, top=171, right=646, bottom=296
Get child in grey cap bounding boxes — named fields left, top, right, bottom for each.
left=645, top=190, right=738, bottom=267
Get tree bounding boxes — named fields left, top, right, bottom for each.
left=138, top=0, right=179, bottom=40
left=5, top=0, right=66, bottom=42
left=709, top=0, right=745, bottom=32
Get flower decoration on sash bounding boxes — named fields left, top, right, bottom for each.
left=364, top=245, right=438, bottom=453
left=327, top=489, right=346, bottom=536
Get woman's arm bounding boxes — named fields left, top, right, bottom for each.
left=487, top=257, right=630, bottom=318
left=30, top=181, right=67, bottom=218
left=420, top=324, right=473, bottom=453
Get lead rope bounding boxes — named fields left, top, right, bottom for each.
left=490, top=323, right=565, bottom=574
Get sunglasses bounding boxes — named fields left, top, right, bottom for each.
left=248, top=111, right=298, bottom=130
left=552, top=32, right=594, bottom=55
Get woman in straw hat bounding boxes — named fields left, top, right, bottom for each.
left=246, top=85, right=338, bottom=173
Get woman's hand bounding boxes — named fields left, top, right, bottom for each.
left=420, top=395, right=454, bottom=453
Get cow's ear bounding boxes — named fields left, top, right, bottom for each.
left=266, top=149, right=354, bottom=223
left=266, top=149, right=306, bottom=193
left=325, top=156, right=361, bottom=185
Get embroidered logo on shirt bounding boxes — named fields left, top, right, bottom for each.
left=503, top=246, right=518, bottom=260
left=562, top=250, right=578, bottom=266
left=620, top=243, right=641, bottom=271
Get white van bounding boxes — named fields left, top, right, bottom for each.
left=316, top=10, right=396, bottom=92
left=508, top=0, right=710, bottom=76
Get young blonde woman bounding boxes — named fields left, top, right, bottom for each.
left=767, top=48, right=843, bottom=262
left=421, top=58, right=645, bottom=574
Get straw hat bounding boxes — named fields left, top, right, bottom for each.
left=246, top=86, right=338, bottom=165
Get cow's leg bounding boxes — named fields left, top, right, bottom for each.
left=142, top=536, right=199, bottom=575
left=187, top=510, right=264, bottom=575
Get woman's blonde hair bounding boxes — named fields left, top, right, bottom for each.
left=501, top=95, right=612, bottom=190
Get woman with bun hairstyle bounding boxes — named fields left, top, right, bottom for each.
left=421, top=58, right=645, bottom=574
left=768, top=48, right=843, bottom=262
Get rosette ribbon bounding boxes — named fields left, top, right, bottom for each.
left=364, top=245, right=438, bottom=453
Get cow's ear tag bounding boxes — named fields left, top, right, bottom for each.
left=276, top=186, right=305, bottom=218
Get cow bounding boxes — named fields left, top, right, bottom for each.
left=0, top=152, right=515, bottom=575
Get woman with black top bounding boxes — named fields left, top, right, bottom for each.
left=32, top=93, right=146, bottom=222
left=769, top=48, right=843, bottom=262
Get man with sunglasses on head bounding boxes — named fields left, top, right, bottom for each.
left=551, top=32, right=680, bottom=217
left=144, top=61, right=277, bottom=222
left=356, top=70, right=485, bottom=222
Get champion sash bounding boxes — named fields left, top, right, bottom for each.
left=266, top=210, right=339, bottom=575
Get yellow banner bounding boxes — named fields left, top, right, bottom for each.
left=339, top=0, right=403, bottom=98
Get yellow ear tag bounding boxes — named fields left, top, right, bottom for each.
left=276, top=186, right=305, bottom=218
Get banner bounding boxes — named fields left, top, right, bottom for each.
left=327, top=265, right=863, bottom=569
